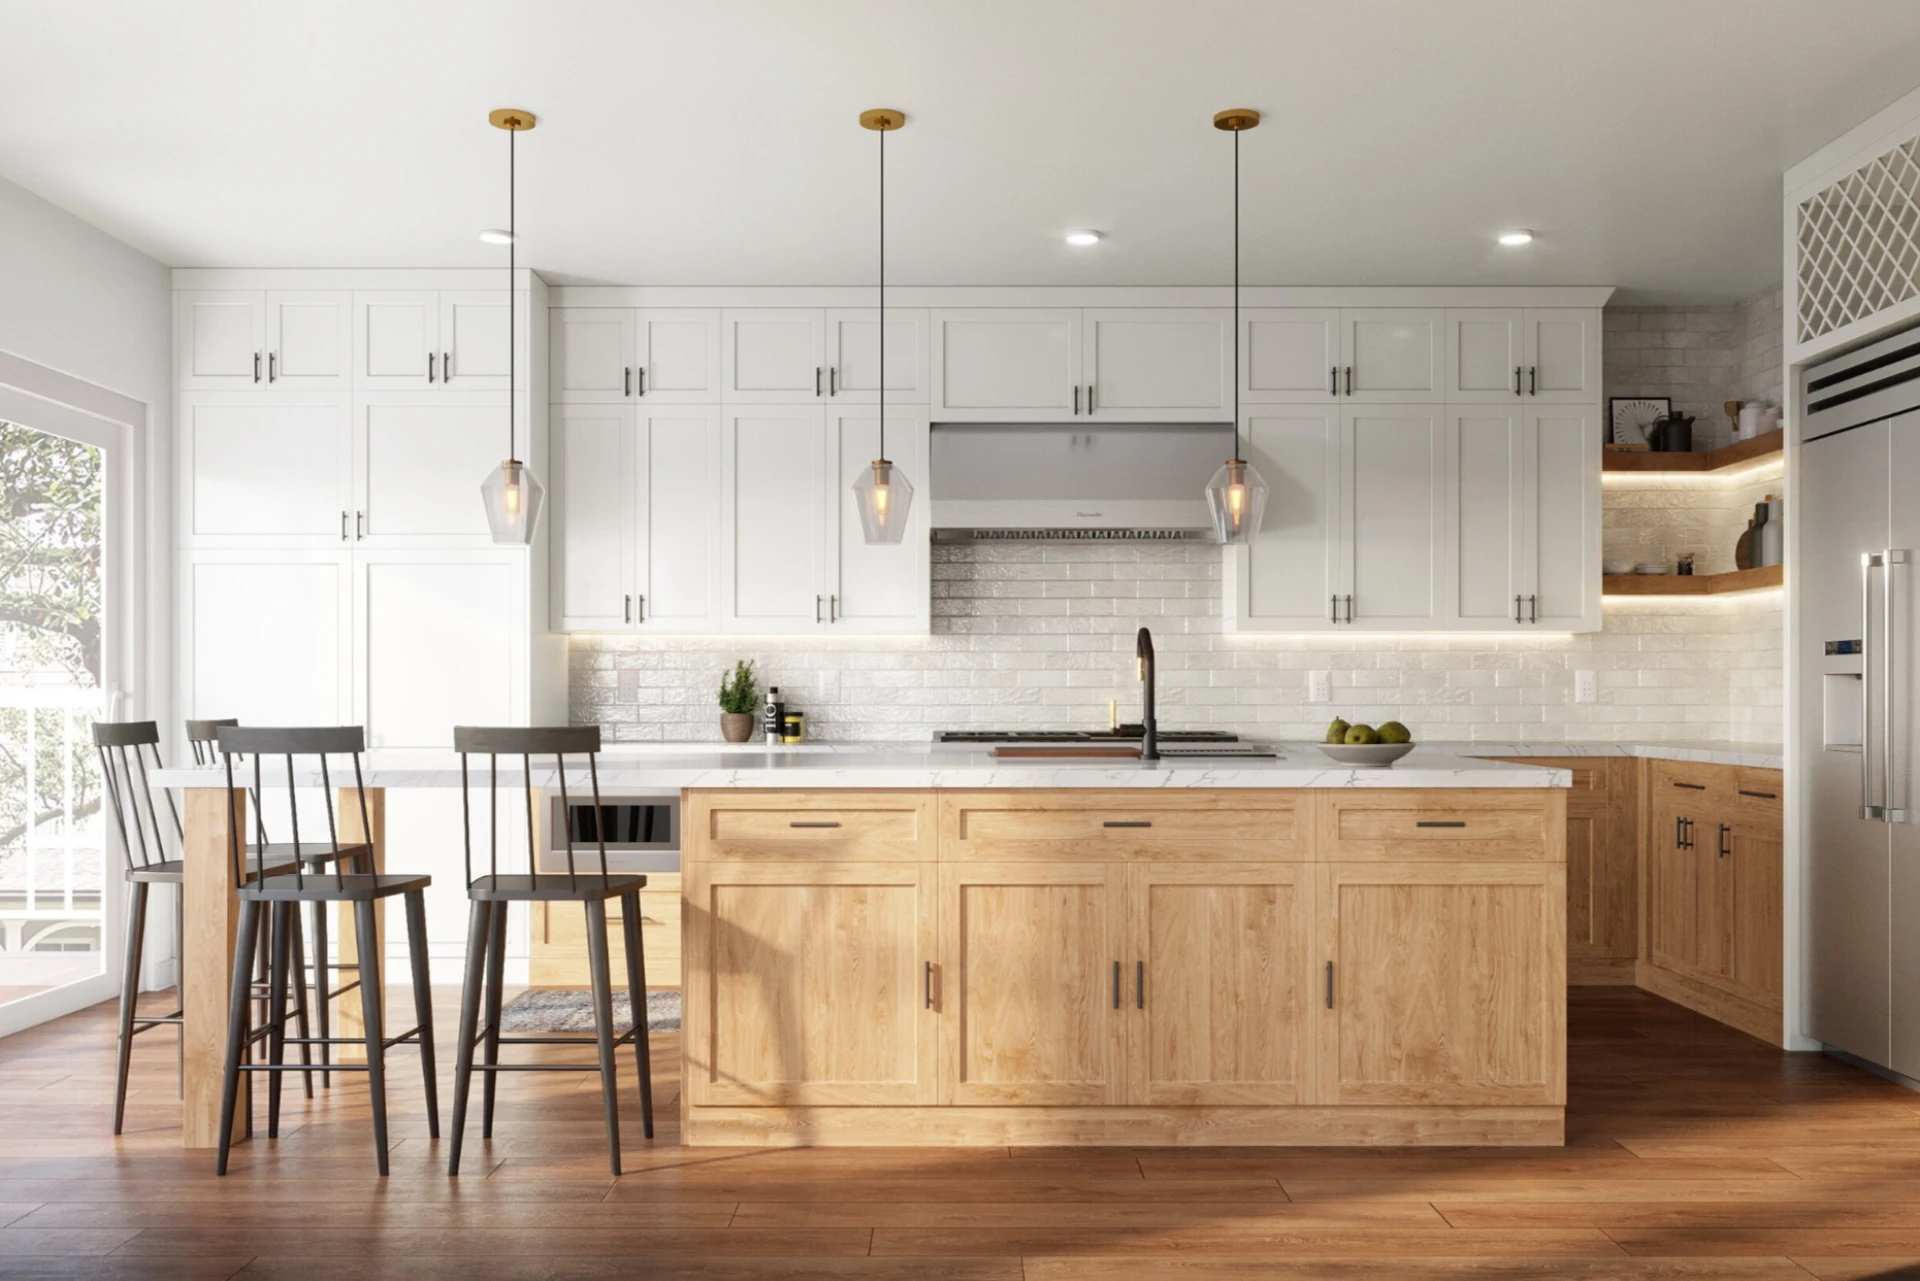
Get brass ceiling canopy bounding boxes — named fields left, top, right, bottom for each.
left=489, top=108, right=537, bottom=131
left=1212, top=108, right=1261, bottom=131
left=860, top=108, right=906, bottom=131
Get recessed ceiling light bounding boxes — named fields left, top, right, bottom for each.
left=1497, top=229, right=1535, bottom=247
left=1065, top=229, right=1103, bottom=246
left=478, top=228, right=516, bottom=245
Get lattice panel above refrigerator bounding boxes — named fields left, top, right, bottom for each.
left=1798, top=134, right=1920, bottom=344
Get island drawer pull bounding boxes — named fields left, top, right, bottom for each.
left=1103, top=820, right=1152, bottom=828
left=924, top=961, right=933, bottom=1010
left=1136, top=960, right=1144, bottom=1010
left=1325, top=960, right=1334, bottom=1009
left=1112, top=961, right=1121, bottom=1010
left=1415, top=820, right=1467, bottom=828
left=1739, top=789, right=1778, bottom=800
left=1671, top=781, right=1707, bottom=790
left=788, top=821, right=842, bottom=829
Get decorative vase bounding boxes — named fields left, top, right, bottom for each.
left=720, top=712, right=755, bottom=743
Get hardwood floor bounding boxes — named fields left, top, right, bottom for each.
left=3, top=987, right=1920, bottom=1278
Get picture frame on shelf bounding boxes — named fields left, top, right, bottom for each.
left=1608, top=397, right=1670, bottom=448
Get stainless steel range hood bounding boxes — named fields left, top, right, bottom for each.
left=928, top=422, right=1234, bottom=541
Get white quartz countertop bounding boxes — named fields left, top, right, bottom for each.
left=1442, top=742, right=1784, bottom=770
left=150, top=745, right=1568, bottom=790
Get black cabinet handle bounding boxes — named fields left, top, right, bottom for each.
left=1103, top=820, right=1152, bottom=828
left=1073, top=385, right=1081, bottom=415
left=637, top=366, right=645, bottom=396
left=1088, top=383, right=1096, bottom=413
left=815, top=367, right=823, bottom=396
left=924, top=961, right=933, bottom=1010
left=1529, top=594, right=1538, bottom=624
left=443, top=351, right=451, bottom=381
left=1416, top=820, right=1467, bottom=828
left=1325, top=960, right=1334, bottom=1009
left=1514, top=594, right=1523, bottom=624
left=1112, top=961, right=1121, bottom=1010
left=428, top=352, right=437, bottom=383
left=1344, top=366, right=1353, bottom=395
left=1330, top=366, right=1338, bottom=396
left=624, top=594, right=632, bottom=624
left=1672, top=781, right=1707, bottom=790
left=341, top=511, right=348, bottom=542
left=1719, top=824, right=1731, bottom=858
left=1739, top=789, right=1777, bottom=800
left=1529, top=365, right=1537, bottom=396
left=1136, top=960, right=1144, bottom=1009
left=829, top=367, right=837, bottom=396
left=268, top=351, right=277, bottom=383
left=253, top=352, right=261, bottom=384
left=788, top=821, right=841, bottom=829
left=1514, top=365, right=1522, bottom=396
left=624, top=366, right=632, bottom=397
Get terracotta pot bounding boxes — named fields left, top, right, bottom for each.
left=720, top=712, right=756, bottom=744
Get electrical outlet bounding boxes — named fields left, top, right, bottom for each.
left=1308, top=671, right=1332, bottom=703
left=1574, top=670, right=1597, bottom=704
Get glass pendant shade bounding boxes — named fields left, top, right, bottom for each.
left=481, top=458, right=545, bottom=545
left=852, top=459, right=914, bottom=544
left=1205, top=457, right=1269, bottom=546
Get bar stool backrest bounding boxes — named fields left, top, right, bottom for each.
left=452, top=725, right=609, bottom=893
left=185, top=718, right=237, bottom=766
left=214, top=725, right=369, bottom=892
left=92, top=720, right=179, bottom=873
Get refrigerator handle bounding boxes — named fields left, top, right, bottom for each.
left=1865, top=552, right=1886, bottom=821
left=1888, top=549, right=1909, bottom=822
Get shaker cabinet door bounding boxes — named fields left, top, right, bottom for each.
left=720, top=405, right=826, bottom=630
left=638, top=407, right=724, bottom=631
left=177, top=291, right=267, bottom=390
left=438, top=290, right=514, bottom=389
left=1341, top=309, right=1443, bottom=402
left=355, top=394, right=516, bottom=545
left=635, top=308, right=722, bottom=404
left=264, top=291, right=352, bottom=389
left=825, top=307, right=928, bottom=404
left=180, top=549, right=353, bottom=727
left=550, top=404, right=636, bottom=632
left=1241, top=308, right=1341, bottom=404
left=1083, top=308, right=1231, bottom=421
left=179, top=393, right=354, bottom=546
left=1445, top=309, right=1526, bottom=403
left=355, top=291, right=439, bottom=388
left=722, top=309, right=827, bottom=403
left=1344, top=405, right=1448, bottom=628
left=1524, top=309, right=1601, bottom=402
left=824, top=407, right=930, bottom=632
left=1229, top=408, right=1344, bottom=631
left=551, top=308, right=637, bottom=403
left=1449, top=408, right=1527, bottom=628
left=1524, top=407, right=1602, bottom=631
left=931, top=309, right=1083, bottom=420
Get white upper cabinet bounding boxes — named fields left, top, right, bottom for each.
left=638, top=407, right=724, bottom=630
left=355, top=394, right=515, bottom=546
left=931, top=309, right=1083, bottom=420
left=825, top=407, right=931, bottom=631
left=355, top=291, right=439, bottom=388
left=180, top=549, right=353, bottom=725
left=722, top=309, right=828, bottom=403
left=1345, top=405, right=1448, bottom=626
left=1228, top=408, right=1344, bottom=631
left=438, top=291, right=512, bottom=389
left=263, top=291, right=351, bottom=389
left=179, top=393, right=354, bottom=546
left=1341, top=309, right=1444, bottom=401
left=1448, top=407, right=1528, bottom=627
left=178, top=291, right=268, bottom=390
left=354, top=549, right=525, bottom=750
left=1523, top=309, right=1601, bottom=402
left=721, top=406, right=828, bottom=630
left=1241, top=308, right=1341, bottom=404
left=1446, top=309, right=1527, bottom=403
left=637, top=309, right=722, bottom=403
left=1525, top=406, right=1602, bottom=630
left=551, top=405, right=633, bottom=631
left=824, top=308, right=929, bottom=404
left=1083, top=308, right=1231, bottom=421
left=551, top=308, right=637, bottom=403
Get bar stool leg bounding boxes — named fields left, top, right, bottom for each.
left=174, top=884, right=186, bottom=1101
left=215, top=899, right=265, bottom=1176
left=585, top=899, right=623, bottom=1176
left=266, top=901, right=291, bottom=1139
left=310, top=898, right=331, bottom=1087
left=620, top=889, right=654, bottom=1139
left=288, top=907, right=314, bottom=1100
left=403, top=890, right=439, bottom=1140
left=112, top=879, right=148, bottom=1136
left=479, top=901, right=507, bottom=1139
left=447, top=898, right=493, bottom=1176
left=354, top=899, right=390, bottom=1177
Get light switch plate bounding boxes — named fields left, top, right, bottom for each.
left=1574, top=670, right=1597, bottom=704
left=1308, top=670, right=1332, bottom=703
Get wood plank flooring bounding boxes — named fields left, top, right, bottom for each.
left=3, top=987, right=1920, bottom=1278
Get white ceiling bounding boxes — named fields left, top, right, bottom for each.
left=2, top=0, right=1918, bottom=303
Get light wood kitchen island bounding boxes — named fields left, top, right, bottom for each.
left=676, top=753, right=1568, bottom=1147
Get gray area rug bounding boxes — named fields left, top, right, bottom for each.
left=498, top=988, right=681, bottom=1033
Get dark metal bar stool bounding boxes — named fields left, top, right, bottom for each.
left=212, top=726, right=438, bottom=1176
left=189, top=718, right=363, bottom=1088
left=447, top=725, right=653, bottom=1176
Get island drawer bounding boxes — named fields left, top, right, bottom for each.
left=686, top=791, right=939, bottom=861
left=1730, top=767, right=1783, bottom=821
left=940, top=790, right=1309, bottom=862
left=1321, top=790, right=1563, bottom=861
left=1648, top=759, right=1730, bottom=804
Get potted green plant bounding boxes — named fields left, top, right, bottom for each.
left=717, top=659, right=760, bottom=743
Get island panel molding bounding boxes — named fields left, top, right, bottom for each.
left=680, top=785, right=1567, bottom=1146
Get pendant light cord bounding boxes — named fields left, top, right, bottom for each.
left=1232, top=126, right=1240, bottom=461
left=508, top=126, right=517, bottom=463
left=878, top=124, right=886, bottom=463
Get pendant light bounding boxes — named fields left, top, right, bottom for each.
left=480, top=108, right=545, bottom=545
left=851, top=108, right=915, bottom=544
left=1204, top=108, right=1270, bottom=546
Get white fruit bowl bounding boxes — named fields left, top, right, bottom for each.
left=1320, top=742, right=1417, bottom=767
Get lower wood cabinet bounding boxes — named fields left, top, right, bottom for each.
left=680, top=788, right=1566, bottom=1146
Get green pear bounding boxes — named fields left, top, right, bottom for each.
left=1325, top=718, right=1350, bottom=744
left=1377, top=721, right=1412, bottom=745
left=1344, top=724, right=1380, bottom=745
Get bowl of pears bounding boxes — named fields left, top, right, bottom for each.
left=1318, top=717, right=1416, bottom=766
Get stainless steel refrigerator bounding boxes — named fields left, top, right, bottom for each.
left=1803, top=320, right=1920, bottom=1074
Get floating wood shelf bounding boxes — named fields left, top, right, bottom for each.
left=1602, top=431, right=1784, bottom=474
left=1602, top=564, right=1783, bottom=596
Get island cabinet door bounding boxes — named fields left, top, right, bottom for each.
left=938, top=862, right=1129, bottom=1106
left=682, top=861, right=938, bottom=1107
left=1125, top=863, right=1313, bottom=1106
left=1315, top=862, right=1566, bottom=1108
left=1646, top=798, right=1701, bottom=976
